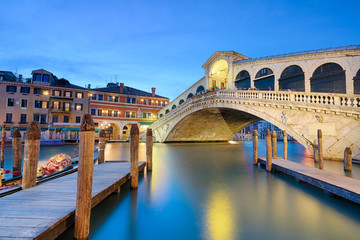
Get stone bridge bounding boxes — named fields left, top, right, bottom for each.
left=152, top=45, right=360, bottom=160
left=152, top=90, right=360, bottom=160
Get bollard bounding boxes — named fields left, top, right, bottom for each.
left=344, top=147, right=352, bottom=172
left=272, top=130, right=277, bottom=158
left=253, top=130, right=258, bottom=165
left=12, top=129, right=22, bottom=176
left=1, top=124, right=5, bottom=169
left=266, top=129, right=272, bottom=172
left=313, top=144, right=319, bottom=163
left=130, top=124, right=139, bottom=189
left=74, top=114, right=95, bottom=240
left=98, top=129, right=106, bottom=164
left=283, top=130, right=288, bottom=160
left=22, top=122, right=41, bottom=189
left=146, top=128, right=153, bottom=171
left=318, top=129, right=324, bottom=170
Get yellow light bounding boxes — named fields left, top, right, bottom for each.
left=141, top=99, right=144, bottom=101
left=43, top=91, right=49, bottom=95
left=105, top=121, right=107, bottom=124
left=151, top=100, right=154, bottom=103
left=152, top=115, right=156, bottom=118
left=156, top=101, right=158, bottom=103
left=217, top=71, right=220, bottom=74
left=112, top=96, right=115, bottom=99
left=89, top=93, right=93, bottom=96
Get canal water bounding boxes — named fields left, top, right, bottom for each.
left=54, top=141, right=360, bottom=240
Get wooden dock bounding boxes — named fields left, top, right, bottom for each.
left=258, top=157, right=360, bottom=204
left=0, top=161, right=146, bottom=240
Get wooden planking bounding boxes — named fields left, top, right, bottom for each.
left=258, top=157, right=360, bottom=204
left=0, top=161, right=146, bottom=240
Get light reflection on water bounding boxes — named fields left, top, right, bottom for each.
left=55, top=141, right=360, bottom=240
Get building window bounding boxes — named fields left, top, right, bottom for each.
left=64, top=91, right=72, bottom=97
left=108, top=96, right=113, bottom=102
left=114, top=110, right=118, bottom=117
left=91, top=109, right=96, bottom=115
left=53, top=101, right=60, bottom=109
left=5, top=113, right=13, bottom=123
left=142, top=99, right=146, bottom=105
left=20, top=86, right=30, bottom=94
left=92, top=94, right=97, bottom=100
left=33, top=114, right=39, bottom=122
left=142, top=112, right=151, bottom=119
left=34, top=100, right=42, bottom=108
left=115, top=96, right=119, bottom=102
left=76, top=116, right=81, bottom=123
left=63, top=115, right=70, bottom=123
left=148, top=99, right=152, bottom=105
left=6, top=85, right=17, bottom=93
left=52, top=115, right=58, bottom=123
left=132, top=98, right=136, bottom=104
left=34, top=88, right=42, bottom=95
left=108, top=110, right=113, bottom=117
left=20, top=114, right=27, bottom=123
left=97, top=109, right=103, bottom=116
left=40, top=115, right=47, bottom=124
left=126, top=96, right=131, bottom=103
left=34, top=74, right=42, bottom=81
left=126, top=111, right=136, bottom=118
left=21, top=99, right=27, bottom=108
left=75, top=103, right=83, bottom=111
left=63, top=102, right=71, bottom=111
left=42, top=101, right=48, bottom=109
left=7, top=98, right=15, bottom=107
left=42, top=74, right=50, bottom=82
left=76, top=92, right=83, bottom=98
left=53, top=90, right=61, bottom=96
left=98, top=94, right=104, bottom=101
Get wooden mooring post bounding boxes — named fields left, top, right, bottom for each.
left=74, top=114, right=95, bottom=240
left=130, top=124, right=139, bottom=189
left=318, top=129, right=324, bottom=170
left=272, top=130, right=277, bottom=158
left=344, top=147, right=352, bottom=172
left=266, top=129, right=272, bottom=172
left=1, top=124, right=5, bottom=169
left=283, top=130, right=287, bottom=160
left=98, top=129, right=106, bottom=164
left=12, top=128, right=22, bottom=176
left=146, top=128, right=153, bottom=171
left=22, top=122, right=41, bottom=189
left=253, top=130, right=258, bottom=165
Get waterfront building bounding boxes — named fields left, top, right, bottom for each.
left=89, top=83, right=169, bottom=140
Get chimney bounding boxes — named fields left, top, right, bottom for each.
left=19, top=74, right=23, bottom=82
left=120, top=83, right=124, bottom=94
left=151, top=87, right=156, bottom=97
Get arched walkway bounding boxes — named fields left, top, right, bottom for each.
left=279, top=65, right=305, bottom=91
left=354, top=68, right=360, bottom=94
left=254, top=68, right=274, bottom=90
left=235, top=70, right=250, bottom=89
left=209, top=59, right=228, bottom=89
left=311, top=63, right=346, bottom=93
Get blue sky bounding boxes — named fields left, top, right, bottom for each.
left=1, top=0, right=359, bottom=100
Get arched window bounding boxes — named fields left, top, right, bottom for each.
left=165, top=109, right=169, bottom=114
left=172, top=105, right=176, bottom=110
left=279, top=65, right=305, bottom=91
left=159, top=114, right=163, bottom=118
left=254, top=68, right=274, bottom=90
left=179, top=99, right=185, bottom=105
left=311, top=63, right=345, bottom=93
left=235, top=70, right=250, bottom=89
left=354, top=69, right=360, bottom=94
left=187, top=93, right=193, bottom=99
left=196, top=86, right=205, bottom=93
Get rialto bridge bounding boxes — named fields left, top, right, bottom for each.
left=151, top=45, right=360, bottom=160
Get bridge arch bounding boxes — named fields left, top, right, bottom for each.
left=254, top=67, right=274, bottom=90
left=354, top=68, right=360, bottom=94
left=235, top=70, right=251, bottom=89
left=311, top=62, right=346, bottom=93
left=209, top=59, right=229, bottom=89
left=279, top=65, right=305, bottom=91
left=196, top=85, right=205, bottom=93
left=179, top=99, right=185, bottom=105
left=172, top=104, right=177, bottom=110
left=187, top=93, right=194, bottom=99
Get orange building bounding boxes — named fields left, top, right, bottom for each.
left=90, top=83, right=169, bottom=140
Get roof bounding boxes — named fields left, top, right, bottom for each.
left=51, top=78, right=87, bottom=90
left=92, top=85, right=168, bottom=99
left=235, top=44, right=360, bottom=64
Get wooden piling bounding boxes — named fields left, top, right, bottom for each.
left=266, top=129, right=272, bottom=172
left=272, top=130, right=277, bottom=158
left=283, top=130, right=287, bottom=160
left=22, top=122, right=41, bottom=189
left=1, top=124, right=5, bottom=169
left=98, top=129, right=106, bottom=164
left=12, top=129, right=22, bottom=176
left=344, top=147, right=352, bottom=172
left=146, top=128, right=153, bottom=171
left=318, top=129, right=324, bottom=170
left=130, top=124, right=139, bottom=189
left=314, top=144, right=319, bottom=163
left=74, top=114, right=95, bottom=240
left=253, top=130, right=258, bottom=165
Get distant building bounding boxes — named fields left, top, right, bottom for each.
left=90, top=83, right=169, bottom=140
